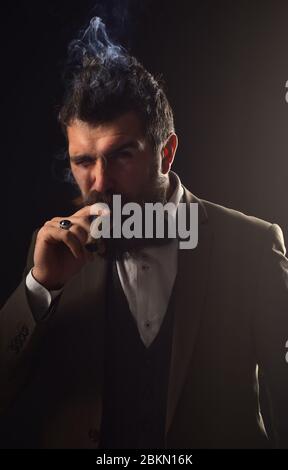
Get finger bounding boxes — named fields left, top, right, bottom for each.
left=73, top=205, right=93, bottom=218
left=44, top=223, right=94, bottom=262
left=39, top=224, right=85, bottom=260
left=62, top=231, right=85, bottom=260
left=47, top=220, right=89, bottom=245
left=74, top=203, right=110, bottom=218
left=50, top=216, right=91, bottom=235
left=69, top=224, right=89, bottom=245
left=88, top=202, right=110, bottom=217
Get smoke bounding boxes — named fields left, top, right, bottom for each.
left=65, top=0, right=151, bottom=70
left=67, top=16, right=129, bottom=69
left=52, top=150, right=77, bottom=186
left=54, top=1, right=151, bottom=188
left=89, top=0, right=131, bottom=41
left=55, top=14, right=130, bottom=189
left=87, top=0, right=150, bottom=48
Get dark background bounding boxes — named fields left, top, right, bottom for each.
left=2, top=0, right=288, bottom=305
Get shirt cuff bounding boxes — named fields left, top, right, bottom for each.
left=25, top=269, right=63, bottom=321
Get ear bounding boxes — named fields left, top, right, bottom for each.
left=161, top=133, right=178, bottom=174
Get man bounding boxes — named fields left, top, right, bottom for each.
left=1, top=17, right=288, bottom=449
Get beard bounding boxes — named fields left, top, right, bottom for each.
left=82, top=160, right=168, bottom=206
left=80, top=165, right=173, bottom=258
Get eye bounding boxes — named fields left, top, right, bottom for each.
left=75, top=158, right=95, bottom=168
left=110, top=151, right=132, bottom=161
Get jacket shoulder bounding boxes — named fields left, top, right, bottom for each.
left=201, top=198, right=271, bottom=233
left=185, top=188, right=285, bottom=254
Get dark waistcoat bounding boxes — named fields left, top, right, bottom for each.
left=100, top=260, right=176, bottom=449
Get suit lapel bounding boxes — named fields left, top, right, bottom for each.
left=165, top=188, right=213, bottom=434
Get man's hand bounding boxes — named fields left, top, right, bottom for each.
left=32, top=206, right=94, bottom=290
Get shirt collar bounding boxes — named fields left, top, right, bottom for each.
left=168, top=171, right=184, bottom=206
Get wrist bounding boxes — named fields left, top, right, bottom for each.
left=32, top=267, right=64, bottom=291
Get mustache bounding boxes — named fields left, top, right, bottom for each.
left=83, top=190, right=134, bottom=211
left=79, top=170, right=169, bottom=212
left=83, top=190, right=113, bottom=207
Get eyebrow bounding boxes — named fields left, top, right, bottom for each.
left=69, top=140, right=140, bottom=162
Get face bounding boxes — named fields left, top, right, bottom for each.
left=67, top=111, right=171, bottom=208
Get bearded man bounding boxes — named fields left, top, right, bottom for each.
left=1, top=18, right=288, bottom=449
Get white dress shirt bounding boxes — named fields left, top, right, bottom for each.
left=26, top=171, right=184, bottom=348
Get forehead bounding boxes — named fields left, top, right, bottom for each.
left=67, top=112, right=146, bottom=156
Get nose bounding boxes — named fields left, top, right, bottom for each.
left=91, top=156, right=112, bottom=193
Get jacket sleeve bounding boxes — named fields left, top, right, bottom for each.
left=0, top=230, right=60, bottom=413
left=254, top=223, right=288, bottom=448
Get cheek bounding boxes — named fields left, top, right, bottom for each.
left=121, top=169, right=155, bottom=201
left=127, top=153, right=154, bottom=179
left=71, top=167, right=91, bottom=191
left=114, top=161, right=151, bottom=189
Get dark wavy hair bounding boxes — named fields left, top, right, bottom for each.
left=58, top=18, right=175, bottom=153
